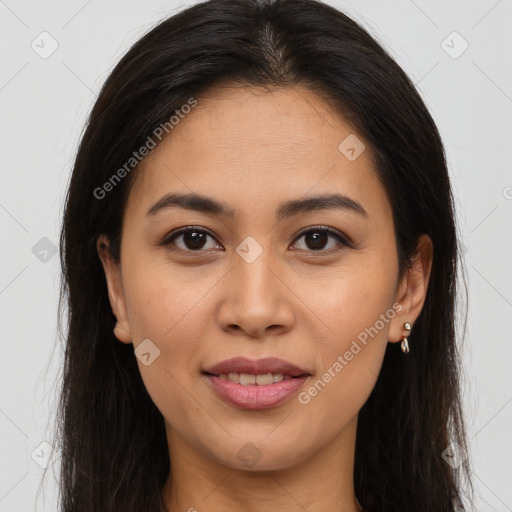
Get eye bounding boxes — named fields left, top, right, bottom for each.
left=160, top=225, right=351, bottom=254
left=290, top=225, right=350, bottom=253
left=160, top=226, right=222, bottom=252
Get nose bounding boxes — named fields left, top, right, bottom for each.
left=216, top=247, right=295, bottom=339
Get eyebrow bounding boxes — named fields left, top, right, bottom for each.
left=146, top=192, right=368, bottom=220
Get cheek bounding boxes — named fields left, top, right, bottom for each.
left=122, top=269, right=212, bottom=436
left=295, top=314, right=390, bottom=448
left=124, top=257, right=217, bottom=343
left=296, top=251, right=397, bottom=414
left=121, top=262, right=210, bottom=387
left=300, top=247, right=397, bottom=342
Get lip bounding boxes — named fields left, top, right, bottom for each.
left=202, top=356, right=310, bottom=377
left=202, top=357, right=311, bottom=410
left=204, top=374, right=310, bottom=409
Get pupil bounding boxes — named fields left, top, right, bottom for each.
left=307, top=231, right=327, bottom=250
left=185, top=231, right=206, bottom=249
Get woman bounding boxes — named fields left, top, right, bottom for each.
left=55, top=0, right=474, bottom=510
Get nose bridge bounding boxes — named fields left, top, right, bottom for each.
left=232, top=236, right=278, bottom=306
left=219, top=235, right=294, bottom=336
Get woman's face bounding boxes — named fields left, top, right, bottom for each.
left=98, top=84, right=430, bottom=472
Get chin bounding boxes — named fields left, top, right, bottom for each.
left=206, top=438, right=309, bottom=472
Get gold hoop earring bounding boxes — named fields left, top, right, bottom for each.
left=401, top=322, right=412, bottom=353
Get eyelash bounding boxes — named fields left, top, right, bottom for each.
left=159, top=225, right=353, bottom=255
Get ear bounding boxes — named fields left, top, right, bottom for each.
left=388, top=233, right=433, bottom=343
left=96, top=234, right=132, bottom=344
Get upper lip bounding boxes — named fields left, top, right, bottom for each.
left=203, top=357, right=311, bottom=377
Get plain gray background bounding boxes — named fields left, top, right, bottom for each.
left=0, top=0, right=511, bottom=510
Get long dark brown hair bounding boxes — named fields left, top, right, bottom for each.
left=50, top=0, right=475, bottom=510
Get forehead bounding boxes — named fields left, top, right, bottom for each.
left=125, top=85, right=390, bottom=225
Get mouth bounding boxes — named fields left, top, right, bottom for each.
left=202, top=357, right=312, bottom=409
left=202, top=356, right=311, bottom=383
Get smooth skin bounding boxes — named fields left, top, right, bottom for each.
left=97, top=84, right=433, bottom=512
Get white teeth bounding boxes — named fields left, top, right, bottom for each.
left=255, top=373, right=274, bottom=385
left=240, top=373, right=256, bottom=385
left=217, top=372, right=289, bottom=385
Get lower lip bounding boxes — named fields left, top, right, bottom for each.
left=204, top=374, right=310, bottom=409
